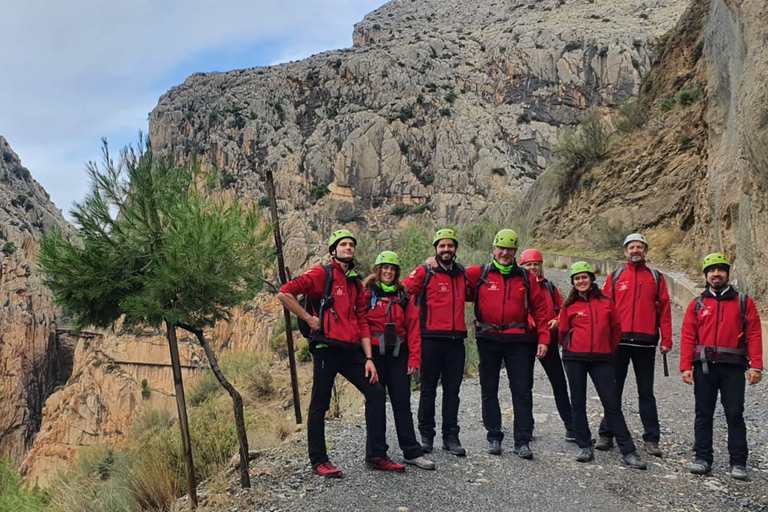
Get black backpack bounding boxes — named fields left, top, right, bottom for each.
left=297, top=265, right=362, bottom=339
left=694, top=292, right=749, bottom=341
left=542, top=279, right=560, bottom=315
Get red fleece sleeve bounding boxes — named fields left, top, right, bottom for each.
left=658, top=274, right=673, bottom=349
left=558, top=306, right=570, bottom=346
left=356, top=283, right=371, bottom=339
left=609, top=301, right=622, bottom=351
left=279, top=265, right=326, bottom=297
left=745, top=297, right=763, bottom=371
left=464, top=265, right=481, bottom=301
left=406, top=297, right=422, bottom=369
left=529, top=277, right=551, bottom=345
left=679, top=300, right=699, bottom=372
left=602, top=273, right=614, bottom=300
left=403, top=265, right=426, bottom=297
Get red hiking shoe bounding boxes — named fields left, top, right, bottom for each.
left=312, top=461, right=343, bottom=478
left=365, top=456, right=406, bottom=473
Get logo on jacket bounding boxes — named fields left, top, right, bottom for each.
left=334, top=285, right=345, bottom=296
left=488, top=282, right=499, bottom=291
left=576, top=311, right=587, bottom=317
left=618, top=282, right=629, bottom=292
left=700, top=307, right=711, bottom=318
left=439, top=282, right=449, bottom=293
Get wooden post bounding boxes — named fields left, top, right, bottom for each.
left=266, top=170, right=302, bottom=424
left=165, top=320, right=197, bottom=508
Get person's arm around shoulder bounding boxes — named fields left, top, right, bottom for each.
left=658, top=274, right=673, bottom=354
left=402, top=265, right=426, bottom=297
left=680, top=300, right=699, bottom=385
left=745, top=296, right=763, bottom=385
left=276, top=266, right=325, bottom=331
left=528, top=276, right=550, bottom=358
left=464, top=265, right=482, bottom=300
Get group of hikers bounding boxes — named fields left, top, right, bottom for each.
left=276, top=227, right=763, bottom=481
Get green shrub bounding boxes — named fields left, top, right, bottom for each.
left=439, top=107, right=451, bottom=117
left=310, top=184, right=330, bottom=199
left=564, top=41, right=583, bottom=52
left=677, top=87, right=700, bottom=106
left=591, top=217, right=627, bottom=254
left=186, top=371, right=220, bottom=406
left=659, top=96, right=677, bottom=112
left=444, top=91, right=458, bottom=104
left=140, top=379, right=150, bottom=400
left=371, top=197, right=384, bottom=208
left=391, top=204, right=410, bottom=217
left=1, top=242, right=15, bottom=257
left=0, top=456, right=48, bottom=512
left=491, top=167, right=507, bottom=176
left=616, top=98, right=648, bottom=133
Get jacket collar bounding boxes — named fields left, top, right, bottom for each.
left=703, top=285, right=736, bottom=300
left=625, top=260, right=648, bottom=271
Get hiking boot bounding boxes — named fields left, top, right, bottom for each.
left=688, top=459, right=712, bottom=475
left=594, top=437, right=614, bottom=451
left=644, top=441, right=663, bottom=457
left=514, top=444, right=533, bottom=460
left=442, top=437, right=467, bottom=457
left=487, top=440, right=502, bottom=455
left=365, top=456, right=406, bottom=473
left=312, top=461, right=343, bottom=478
left=403, top=455, right=436, bottom=470
left=421, top=436, right=434, bottom=454
left=621, top=451, right=648, bottom=470
left=729, top=465, right=748, bottom=481
left=575, top=447, right=594, bottom=463
left=565, top=430, right=577, bottom=443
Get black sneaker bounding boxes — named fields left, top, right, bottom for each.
left=487, top=440, right=502, bottom=455
left=575, top=447, right=594, bottom=463
left=442, top=437, right=466, bottom=457
left=621, top=451, right=647, bottom=470
left=514, top=444, right=533, bottom=460
left=729, top=465, right=747, bottom=480
left=689, top=459, right=712, bottom=475
left=594, top=437, right=614, bottom=451
left=421, top=436, right=434, bottom=454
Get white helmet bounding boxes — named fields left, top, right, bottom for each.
left=623, top=233, right=648, bottom=247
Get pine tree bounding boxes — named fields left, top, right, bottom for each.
left=38, top=138, right=272, bottom=505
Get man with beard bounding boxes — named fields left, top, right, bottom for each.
left=596, top=233, right=672, bottom=457
left=403, top=228, right=468, bottom=456
left=278, top=229, right=403, bottom=478
left=466, top=231, right=550, bottom=459
left=681, top=253, right=762, bottom=480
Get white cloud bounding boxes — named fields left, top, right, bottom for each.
left=0, top=0, right=387, bottom=216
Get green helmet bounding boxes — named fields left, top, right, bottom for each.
left=702, top=252, right=730, bottom=273
left=493, top=229, right=519, bottom=249
left=569, top=261, right=595, bottom=278
left=433, top=228, right=459, bottom=247
left=375, top=250, right=400, bottom=267
left=328, top=229, right=357, bottom=253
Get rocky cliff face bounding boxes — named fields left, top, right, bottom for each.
left=0, top=136, right=73, bottom=466
left=534, top=0, right=768, bottom=297
left=149, top=0, right=686, bottom=273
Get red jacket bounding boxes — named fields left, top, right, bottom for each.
left=559, top=294, right=622, bottom=361
left=363, top=287, right=421, bottom=369
left=603, top=262, right=672, bottom=349
left=466, top=264, right=550, bottom=345
left=279, top=261, right=370, bottom=348
left=534, top=276, right=562, bottom=344
left=679, top=287, right=763, bottom=371
left=403, top=264, right=467, bottom=340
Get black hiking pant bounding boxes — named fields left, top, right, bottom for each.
left=693, top=362, right=748, bottom=466
left=308, top=347, right=387, bottom=464
left=418, top=337, right=465, bottom=441
left=373, top=346, right=423, bottom=459
left=598, top=344, right=660, bottom=443
left=478, top=338, right=536, bottom=447
left=564, top=359, right=637, bottom=455
left=537, top=334, right=573, bottom=432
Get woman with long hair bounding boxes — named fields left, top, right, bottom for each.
left=363, top=251, right=435, bottom=470
left=559, top=261, right=647, bottom=469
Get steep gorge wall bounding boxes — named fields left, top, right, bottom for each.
left=149, top=0, right=686, bottom=274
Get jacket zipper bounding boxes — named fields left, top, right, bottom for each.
left=629, top=269, right=637, bottom=341
left=588, top=298, right=594, bottom=354
left=451, top=273, right=456, bottom=332
left=714, top=298, right=721, bottom=349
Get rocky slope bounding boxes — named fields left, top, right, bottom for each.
left=0, top=137, right=74, bottom=467
left=534, top=0, right=768, bottom=297
left=149, top=0, right=687, bottom=273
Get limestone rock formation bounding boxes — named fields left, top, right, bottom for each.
left=0, top=136, right=73, bottom=467
left=149, top=0, right=686, bottom=273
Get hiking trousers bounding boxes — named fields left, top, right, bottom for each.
left=418, top=337, right=465, bottom=441
left=537, top=336, right=573, bottom=431
left=308, top=347, right=387, bottom=464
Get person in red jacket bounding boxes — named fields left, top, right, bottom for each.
left=277, top=229, right=403, bottom=478
left=596, top=233, right=672, bottom=457
left=403, top=228, right=468, bottom=456
left=363, top=251, right=435, bottom=470
left=680, top=253, right=763, bottom=480
left=466, top=230, right=550, bottom=459
left=559, top=261, right=647, bottom=469
left=519, top=249, right=575, bottom=442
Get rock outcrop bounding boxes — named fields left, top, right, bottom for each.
left=149, top=0, right=686, bottom=273
left=534, top=0, right=768, bottom=297
left=0, top=136, right=73, bottom=467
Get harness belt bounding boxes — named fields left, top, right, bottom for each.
left=695, top=345, right=747, bottom=374
left=371, top=332, right=405, bottom=357
left=476, top=321, right=528, bottom=332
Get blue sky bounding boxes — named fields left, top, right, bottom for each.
left=0, top=0, right=388, bottom=219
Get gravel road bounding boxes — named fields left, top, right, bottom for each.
left=209, top=269, right=768, bottom=512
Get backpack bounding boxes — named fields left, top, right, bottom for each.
left=415, top=262, right=468, bottom=305
left=368, top=289, right=410, bottom=314
left=473, top=263, right=531, bottom=327
left=297, top=265, right=362, bottom=339
left=542, top=279, right=560, bottom=315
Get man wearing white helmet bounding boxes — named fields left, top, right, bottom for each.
left=595, top=233, right=672, bottom=458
